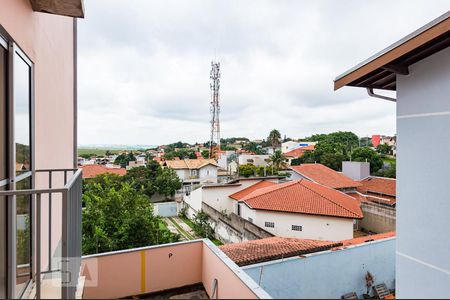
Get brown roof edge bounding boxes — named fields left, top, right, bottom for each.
left=30, top=0, right=85, bottom=18
left=334, top=12, right=450, bottom=90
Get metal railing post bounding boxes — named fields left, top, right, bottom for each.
left=48, top=171, right=52, bottom=272
left=61, top=187, right=68, bottom=299
left=36, top=193, right=41, bottom=299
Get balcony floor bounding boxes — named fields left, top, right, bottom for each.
left=127, top=283, right=208, bottom=299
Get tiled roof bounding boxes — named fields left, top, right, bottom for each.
left=341, top=231, right=396, bottom=247
left=82, top=165, right=127, bottom=179
left=220, top=237, right=342, bottom=266
left=164, top=159, right=219, bottom=170
left=241, top=179, right=363, bottom=219
left=285, top=145, right=316, bottom=157
left=358, top=176, right=396, bottom=197
left=349, top=192, right=396, bottom=206
left=229, top=180, right=277, bottom=200
left=290, top=164, right=362, bottom=189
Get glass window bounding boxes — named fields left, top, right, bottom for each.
left=15, top=177, right=31, bottom=297
left=14, top=54, right=31, bottom=175
left=0, top=188, right=6, bottom=299
left=0, top=45, right=6, bottom=180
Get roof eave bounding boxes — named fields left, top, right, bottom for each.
left=334, top=12, right=450, bottom=91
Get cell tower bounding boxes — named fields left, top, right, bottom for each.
left=209, top=61, right=221, bottom=159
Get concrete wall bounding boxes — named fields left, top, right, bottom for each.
left=202, top=203, right=273, bottom=244
left=342, top=161, right=370, bottom=180
left=244, top=238, right=396, bottom=299
left=154, top=202, right=178, bottom=218
left=238, top=155, right=271, bottom=167
left=359, top=202, right=396, bottom=233
left=396, top=47, right=450, bottom=298
left=81, top=240, right=268, bottom=299
left=239, top=204, right=354, bottom=241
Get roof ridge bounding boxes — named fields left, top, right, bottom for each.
left=242, top=180, right=299, bottom=202
left=300, top=181, right=361, bottom=218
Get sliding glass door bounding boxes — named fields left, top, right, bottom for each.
left=0, top=33, right=33, bottom=299
left=0, top=36, right=7, bottom=300
left=14, top=47, right=32, bottom=298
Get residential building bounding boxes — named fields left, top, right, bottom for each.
left=0, top=1, right=83, bottom=298
left=281, top=141, right=316, bottom=153
left=284, top=145, right=315, bottom=165
left=238, top=154, right=271, bottom=167
left=372, top=134, right=381, bottom=147
left=81, top=165, right=127, bottom=179
left=289, top=163, right=362, bottom=192
left=237, top=180, right=363, bottom=241
left=334, top=12, right=450, bottom=298
left=183, top=177, right=281, bottom=217
left=164, top=158, right=219, bottom=184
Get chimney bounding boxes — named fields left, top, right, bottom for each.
left=342, top=161, right=370, bottom=180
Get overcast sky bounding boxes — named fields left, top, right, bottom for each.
left=77, top=1, right=449, bottom=146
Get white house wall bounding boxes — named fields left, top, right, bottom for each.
left=396, top=47, right=450, bottom=298
left=199, top=165, right=218, bottom=183
left=239, top=205, right=354, bottom=241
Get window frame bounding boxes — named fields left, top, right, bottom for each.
left=264, top=221, right=275, bottom=228
left=291, top=225, right=303, bottom=231
left=0, top=28, right=35, bottom=299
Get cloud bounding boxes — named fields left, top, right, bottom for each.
left=77, top=0, right=449, bottom=145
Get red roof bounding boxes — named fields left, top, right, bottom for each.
left=341, top=231, right=395, bottom=247
left=358, top=176, right=396, bottom=196
left=220, top=237, right=342, bottom=266
left=82, top=165, right=127, bottom=179
left=229, top=180, right=277, bottom=200
left=240, top=179, right=363, bottom=219
left=290, top=164, right=362, bottom=189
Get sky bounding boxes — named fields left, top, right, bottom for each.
left=77, top=1, right=449, bottom=146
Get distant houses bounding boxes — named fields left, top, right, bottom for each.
left=163, top=158, right=219, bottom=185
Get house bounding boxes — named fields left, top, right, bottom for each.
left=183, top=177, right=281, bottom=217
left=281, top=140, right=316, bottom=153
left=82, top=164, right=127, bottom=179
left=334, top=11, right=450, bottom=298
left=164, top=158, right=219, bottom=184
left=237, top=179, right=363, bottom=241
left=289, top=163, right=362, bottom=192
left=284, top=145, right=315, bottom=165
left=238, top=154, right=271, bottom=167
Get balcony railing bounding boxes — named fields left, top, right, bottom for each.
left=0, top=168, right=83, bottom=299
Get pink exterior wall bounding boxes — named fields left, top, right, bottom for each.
left=81, top=242, right=203, bottom=299
left=372, top=135, right=381, bottom=147
left=202, top=242, right=258, bottom=299
left=0, top=0, right=75, bottom=270
left=81, top=241, right=264, bottom=299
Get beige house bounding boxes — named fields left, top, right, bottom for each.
left=164, top=158, right=219, bottom=184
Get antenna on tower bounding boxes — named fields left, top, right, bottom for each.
left=209, top=60, right=221, bottom=159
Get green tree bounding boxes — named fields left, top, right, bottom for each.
left=267, top=129, right=282, bottom=151
left=239, top=164, right=256, bottom=177
left=269, top=150, right=287, bottom=169
left=201, top=149, right=210, bottom=158
left=351, top=147, right=383, bottom=173
left=192, top=210, right=215, bottom=239
left=154, top=168, right=182, bottom=197
left=376, top=144, right=392, bottom=155
left=82, top=177, right=180, bottom=255
left=375, top=163, right=396, bottom=178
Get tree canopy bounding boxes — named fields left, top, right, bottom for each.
left=82, top=175, right=180, bottom=255
left=267, top=129, right=282, bottom=150
left=351, top=147, right=383, bottom=173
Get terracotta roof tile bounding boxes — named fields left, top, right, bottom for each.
left=241, top=179, right=363, bottom=219
left=229, top=180, right=277, bottom=200
left=285, top=145, right=316, bottom=157
left=341, top=231, right=396, bottom=247
left=220, top=237, right=342, bottom=266
left=358, top=176, right=396, bottom=197
left=82, top=165, right=127, bottom=179
left=164, top=159, right=219, bottom=169
left=290, top=164, right=362, bottom=189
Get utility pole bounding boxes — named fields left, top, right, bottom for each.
left=209, top=61, right=221, bottom=159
